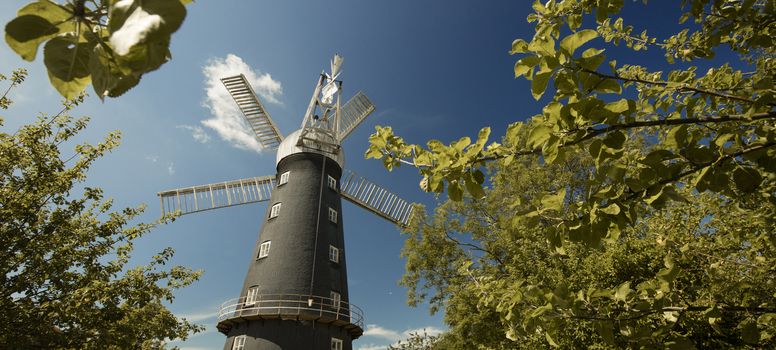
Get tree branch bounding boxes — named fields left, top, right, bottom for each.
left=580, top=68, right=764, bottom=105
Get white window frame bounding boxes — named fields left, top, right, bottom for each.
left=330, top=337, right=343, bottom=350
left=258, top=241, right=271, bottom=259
left=330, top=291, right=341, bottom=309
left=328, top=207, right=338, bottom=224
left=329, top=245, right=339, bottom=263
left=279, top=171, right=290, bottom=186
left=269, top=203, right=281, bottom=219
left=327, top=175, right=337, bottom=190
left=245, top=286, right=259, bottom=306
left=232, top=335, right=246, bottom=350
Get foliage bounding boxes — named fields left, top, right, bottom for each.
left=388, top=330, right=442, bottom=350
left=367, top=0, right=775, bottom=248
left=0, top=69, right=202, bottom=349
left=4, top=0, right=191, bottom=100
left=365, top=1, right=776, bottom=348
left=400, top=151, right=775, bottom=348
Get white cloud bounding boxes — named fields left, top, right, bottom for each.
left=167, top=162, right=175, bottom=176
left=176, top=124, right=212, bottom=143
left=359, top=324, right=445, bottom=349
left=201, top=54, right=283, bottom=153
left=404, top=326, right=444, bottom=338
left=145, top=155, right=159, bottom=163
left=357, top=345, right=389, bottom=350
left=364, top=324, right=402, bottom=342
left=177, top=310, right=216, bottom=322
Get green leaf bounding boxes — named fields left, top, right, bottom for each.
left=511, top=39, right=529, bottom=54
left=604, top=99, right=630, bottom=114
left=545, top=332, right=559, bottom=347
left=89, top=45, right=118, bottom=100
left=531, top=71, right=552, bottom=100
left=528, top=37, right=556, bottom=56
left=732, top=167, right=762, bottom=193
left=665, top=125, right=688, bottom=150
left=601, top=203, right=620, bottom=215
left=594, top=79, right=621, bottom=94
left=448, top=181, right=463, bottom=201
left=602, top=131, right=626, bottom=150
left=594, top=321, right=615, bottom=345
left=527, top=125, right=553, bottom=148
left=105, top=72, right=141, bottom=98
left=465, top=173, right=486, bottom=199
left=452, top=136, right=471, bottom=152
left=614, top=281, right=630, bottom=301
left=5, top=15, right=59, bottom=60
left=109, top=0, right=186, bottom=56
left=472, top=169, right=485, bottom=184
left=514, top=55, right=540, bottom=78
left=560, top=29, right=598, bottom=55
left=541, top=188, right=566, bottom=211
left=43, top=36, right=94, bottom=99
left=741, top=320, right=760, bottom=344
left=4, top=1, right=74, bottom=61
left=43, top=36, right=92, bottom=81
left=579, top=49, right=606, bottom=70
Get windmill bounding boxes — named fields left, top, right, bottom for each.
left=157, top=55, right=415, bottom=350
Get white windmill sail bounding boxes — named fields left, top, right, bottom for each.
left=339, top=169, right=415, bottom=226
left=221, top=74, right=284, bottom=149
left=337, top=92, right=375, bottom=142
left=158, top=175, right=276, bottom=216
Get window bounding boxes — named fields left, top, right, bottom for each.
left=330, top=337, right=343, bottom=350
left=245, top=286, right=259, bottom=306
left=232, top=335, right=246, bottom=350
left=279, top=171, right=290, bottom=186
left=269, top=203, right=281, bottom=219
left=328, top=207, right=337, bottom=224
left=258, top=241, right=271, bottom=259
left=330, top=291, right=341, bottom=309
left=327, top=175, right=337, bottom=190
left=329, top=245, right=339, bottom=263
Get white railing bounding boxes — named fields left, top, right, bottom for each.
left=217, top=293, right=364, bottom=330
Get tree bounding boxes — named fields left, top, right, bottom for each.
left=400, top=149, right=775, bottom=348
left=364, top=0, right=775, bottom=348
left=0, top=69, right=202, bottom=349
left=4, top=0, right=191, bottom=100
left=388, top=330, right=442, bottom=350
left=367, top=0, right=775, bottom=248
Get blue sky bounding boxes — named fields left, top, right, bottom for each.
left=0, top=1, right=690, bottom=349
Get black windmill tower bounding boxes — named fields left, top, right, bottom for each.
left=157, top=55, right=415, bottom=350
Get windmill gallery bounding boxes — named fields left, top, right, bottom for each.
left=157, top=55, right=415, bottom=350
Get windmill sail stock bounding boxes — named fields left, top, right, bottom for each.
left=220, top=74, right=284, bottom=149
left=158, top=176, right=276, bottom=216
left=157, top=170, right=414, bottom=227
left=337, top=92, right=375, bottom=142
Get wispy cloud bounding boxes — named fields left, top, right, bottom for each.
left=176, top=124, right=212, bottom=143
left=177, top=310, right=217, bottom=322
left=363, top=325, right=402, bottom=342
left=201, top=54, right=282, bottom=153
left=167, top=162, right=175, bottom=176
left=145, top=155, right=159, bottom=163
left=358, top=324, right=445, bottom=350
left=356, top=345, right=389, bottom=350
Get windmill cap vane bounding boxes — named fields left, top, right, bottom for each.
left=330, top=54, right=344, bottom=79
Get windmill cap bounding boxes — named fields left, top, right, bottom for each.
left=276, top=128, right=345, bottom=168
